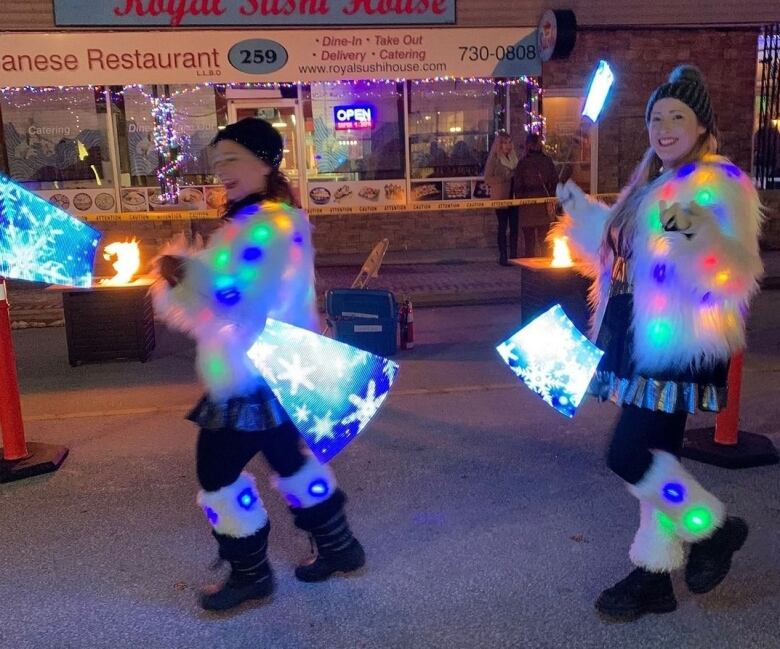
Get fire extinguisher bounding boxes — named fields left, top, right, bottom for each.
left=399, top=299, right=409, bottom=350
left=405, top=299, right=415, bottom=349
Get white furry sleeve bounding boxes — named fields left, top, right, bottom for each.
left=550, top=179, right=611, bottom=267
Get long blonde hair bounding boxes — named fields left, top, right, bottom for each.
left=488, top=131, right=514, bottom=160
left=602, top=131, right=718, bottom=262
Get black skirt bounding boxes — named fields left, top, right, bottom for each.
left=186, top=380, right=289, bottom=432
left=590, top=293, right=728, bottom=413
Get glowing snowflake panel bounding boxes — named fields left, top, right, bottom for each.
left=248, top=319, right=399, bottom=462
left=497, top=304, right=604, bottom=418
left=0, top=174, right=100, bottom=287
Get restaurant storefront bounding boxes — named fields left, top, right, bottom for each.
left=1, top=1, right=776, bottom=258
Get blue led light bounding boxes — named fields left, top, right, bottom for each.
left=719, top=162, right=742, bottom=178
left=237, top=488, right=258, bottom=510
left=292, top=232, right=304, bottom=245
left=308, top=479, right=329, bottom=498
left=242, top=246, right=263, bottom=262
left=662, top=482, right=686, bottom=504
left=247, top=319, right=399, bottom=462
left=215, top=286, right=242, bottom=306
left=677, top=163, right=696, bottom=179
left=204, top=506, right=219, bottom=525
left=653, top=263, right=666, bottom=283
left=0, top=173, right=101, bottom=286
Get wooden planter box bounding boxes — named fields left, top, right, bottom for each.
left=60, top=282, right=155, bottom=366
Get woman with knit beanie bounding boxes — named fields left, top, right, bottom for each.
left=153, top=118, right=365, bottom=612
left=554, top=65, right=763, bottom=621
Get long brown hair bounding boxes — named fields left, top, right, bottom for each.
left=602, top=131, right=718, bottom=262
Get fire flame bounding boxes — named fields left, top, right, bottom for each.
left=551, top=236, right=573, bottom=268
left=99, top=240, right=141, bottom=286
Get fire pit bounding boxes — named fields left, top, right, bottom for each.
left=56, top=240, right=155, bottom=366
left=514, top=237, right=591, bottom=333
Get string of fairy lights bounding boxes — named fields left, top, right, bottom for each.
left=0, top=77, right=546, bottom=200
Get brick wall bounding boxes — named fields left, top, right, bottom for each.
left=543, top=28, right=759, bottom=191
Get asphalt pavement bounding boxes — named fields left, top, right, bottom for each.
left=1, top=292, right=779, bottom=649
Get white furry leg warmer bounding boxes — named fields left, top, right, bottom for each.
left=629, top=450, right=725, bottom=543
left=629, top=499, right=685, bottom=572
left=197, top=472, right=268, bottom=538
left=273, top=455, right=337, bottom=509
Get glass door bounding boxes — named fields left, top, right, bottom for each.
left=227, top=99, right=306, bottom=206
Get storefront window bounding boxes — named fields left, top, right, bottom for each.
left=115, top=84, right=222, bottom=188
left=302, top=81, right=405, bottom=181
left=409, top=80, right=505, bottom=179
left=542, top=95, right=595, bottom=192
left=0, top=87, right=113, bottom=189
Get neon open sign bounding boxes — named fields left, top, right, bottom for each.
left=334, top=104, right=374, bottom=130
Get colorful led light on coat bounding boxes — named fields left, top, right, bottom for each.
left=662, top=482, right=686, bottom=504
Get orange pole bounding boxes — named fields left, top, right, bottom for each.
left=713, top=351, right=743, bottom=446
left=0, top=278, right=29, bottom=461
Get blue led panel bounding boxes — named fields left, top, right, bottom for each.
left=0, top=174, right=101, bottom=287
left=497, top=304, right=604, bottom=418
left=248, top=319, right=399, bottom=462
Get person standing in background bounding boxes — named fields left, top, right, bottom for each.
left=483, top=131, right=519, bottom=265
left=514, top=133, right=558, bottom=257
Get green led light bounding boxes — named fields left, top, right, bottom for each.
left=214, top=248, right=230, bottom=269
left=207, top=355, right=227, bottom=380
left=647, top=204, right=663, bottom=233
left=696, top=188, right=715, bottom=206
left=655, top=511, right=676, bottom=535
left=649, top=319, right=672, bottom=346
left=682, top=506, right=714, bottom=534
left=250, top=224, right=272, bottom=243
left=215, top=275, right=233, bottom=289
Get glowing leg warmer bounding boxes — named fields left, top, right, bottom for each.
left=629, top=450, right=725, bottom=544
left=629, top=500, right=685, bottom=572
left=273, top=455, right=337, bottom=509
left=197, top=472, right=268, bottom=538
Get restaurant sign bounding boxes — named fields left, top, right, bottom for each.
left=54, top=0, right=456, bottom=27
left=0, top=27, right=540, bottom=86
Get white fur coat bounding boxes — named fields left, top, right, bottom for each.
left=152, top=201, right=318, bottom=401
left=554, top=155, right=764, bottom=375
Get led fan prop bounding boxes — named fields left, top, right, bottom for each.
left=0, top=174, right=101, bottom=287
left=496, top=305, right=603, bottom=418
left=248, top=319, right=399, bottom=462
left=581, top=60, right=615, bottom=122
left=557, top=60, right=615, bottom=188
left=1, top=175, right=100, bottom=482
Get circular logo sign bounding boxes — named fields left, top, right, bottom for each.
left=537, top=9, right=577, bottom=61
left=228, top=39, right=288, bottom=75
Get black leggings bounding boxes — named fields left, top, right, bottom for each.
left=496, top=207, right=519, bottom=259
left=606, top=405, right=688, bottom=485
left=196, top=420, right=307, bottom=492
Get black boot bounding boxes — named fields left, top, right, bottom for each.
left=200, top=523, right=275, bottom=611
left=595, top=568, right=677, bottom=621
left=292, top=490, right=365, bottom=583
left=686, top=516, right=748, bottom=594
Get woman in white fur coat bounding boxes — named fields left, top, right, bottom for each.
left=555, top=66, right=763, bottom=621
left=153, top=118, right=364, bottom=612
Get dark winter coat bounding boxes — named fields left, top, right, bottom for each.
left=513, top=150, right=558, bottom=227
